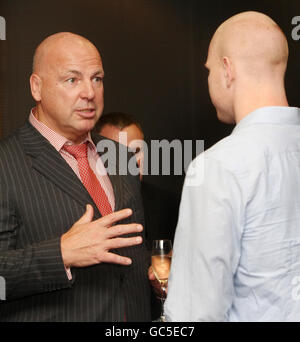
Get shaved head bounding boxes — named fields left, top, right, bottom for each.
left=33, top=32, right=101, bottom=76
left=210, top=11, right=288, bottom=76
left=206, top=11, right=289, bottom=124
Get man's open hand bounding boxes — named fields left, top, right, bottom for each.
left=61, top=204, right=143, bottom=268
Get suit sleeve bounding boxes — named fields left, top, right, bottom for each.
left=0, top=178, right=73, bottom=301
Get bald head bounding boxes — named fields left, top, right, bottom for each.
left=206, top=11, right=289, bottom=124
left=33, top=32, right=101, bottom=76
left=210, top=11, right=288, bottom=78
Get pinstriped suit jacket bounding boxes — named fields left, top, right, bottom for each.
left=0, top=121, right=151, bottom=322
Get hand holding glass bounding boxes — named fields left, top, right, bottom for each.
left=151, top=239, right=172, bottom=321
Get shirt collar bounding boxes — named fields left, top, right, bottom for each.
left=232, top=106, right=300, bottom=135
left=29, top=108, right=96, bottom=152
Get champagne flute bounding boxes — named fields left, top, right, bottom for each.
left=151, top=239, right=172, bottom=322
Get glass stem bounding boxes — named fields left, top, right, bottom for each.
left=161, top=286, right=166, bottom=318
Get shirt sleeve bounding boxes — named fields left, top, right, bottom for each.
left=164, top=154, right=244, bottom=321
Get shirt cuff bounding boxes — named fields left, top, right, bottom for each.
left=64, top=266, right=73, bottom=280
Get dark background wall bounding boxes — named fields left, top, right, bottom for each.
left=0, top=0, right=299, bottom=197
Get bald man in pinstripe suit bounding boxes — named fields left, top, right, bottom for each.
left=0, top=32, right=151, bottom=321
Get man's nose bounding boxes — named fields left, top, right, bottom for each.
left=80, top=80, right=95, bottom=100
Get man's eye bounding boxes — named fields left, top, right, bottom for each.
left=67, top=78, right=76, bottom=84
left=93, top=77, right=103, bottom=83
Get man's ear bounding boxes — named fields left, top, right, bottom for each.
left=30, top=74, right=42, bottom=101
left=222, top=56, right=234, bottom=88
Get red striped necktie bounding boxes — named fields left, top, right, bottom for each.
left=63, top=142, right=112, bottom=216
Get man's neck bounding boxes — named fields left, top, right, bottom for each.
left=32, top=107, right=89, bottom=145
left=233, top=86, right=289, bottom=124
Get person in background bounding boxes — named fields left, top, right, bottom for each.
left=165, top=11, right=300, bottom=321
left=95, top=112, right=180, bottom=320
left=95, top=112, right=180, bottom=245
left=0, top=32, right=151, bottom=322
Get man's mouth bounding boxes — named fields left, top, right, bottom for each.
left=75, top=108, right=96, bottom=118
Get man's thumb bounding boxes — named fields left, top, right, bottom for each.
left=77, top=204, right=94, bottom=225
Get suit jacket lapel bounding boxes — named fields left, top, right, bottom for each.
left=19, top=121, right=101, bottom=217
left=108, top=173, right=123, bottom=212
left=91, top=132, right=124, bottom=212
left=20, top=121, right=124, bottom=217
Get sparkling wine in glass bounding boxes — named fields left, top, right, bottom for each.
left=151, top=239, right=172, bottom=322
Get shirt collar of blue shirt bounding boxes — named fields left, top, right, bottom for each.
left=232, top=106, right=300, bottom=135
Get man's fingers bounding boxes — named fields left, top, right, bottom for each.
left=104, top=252, right=132, bottom=266
left=105, top=223, right=143, bottom=239
left=148, top=266, right=156, bottom=281
left=96, top=208, right=133, bottom=228
left=106, top=236, right=143, bottom=250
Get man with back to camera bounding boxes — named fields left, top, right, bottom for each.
left=165, top=11, right=300, bottom=321
left=0, top=32, right=151, bottom=321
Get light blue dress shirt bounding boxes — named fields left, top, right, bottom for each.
left=165, top=106, right=300, bottom=322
